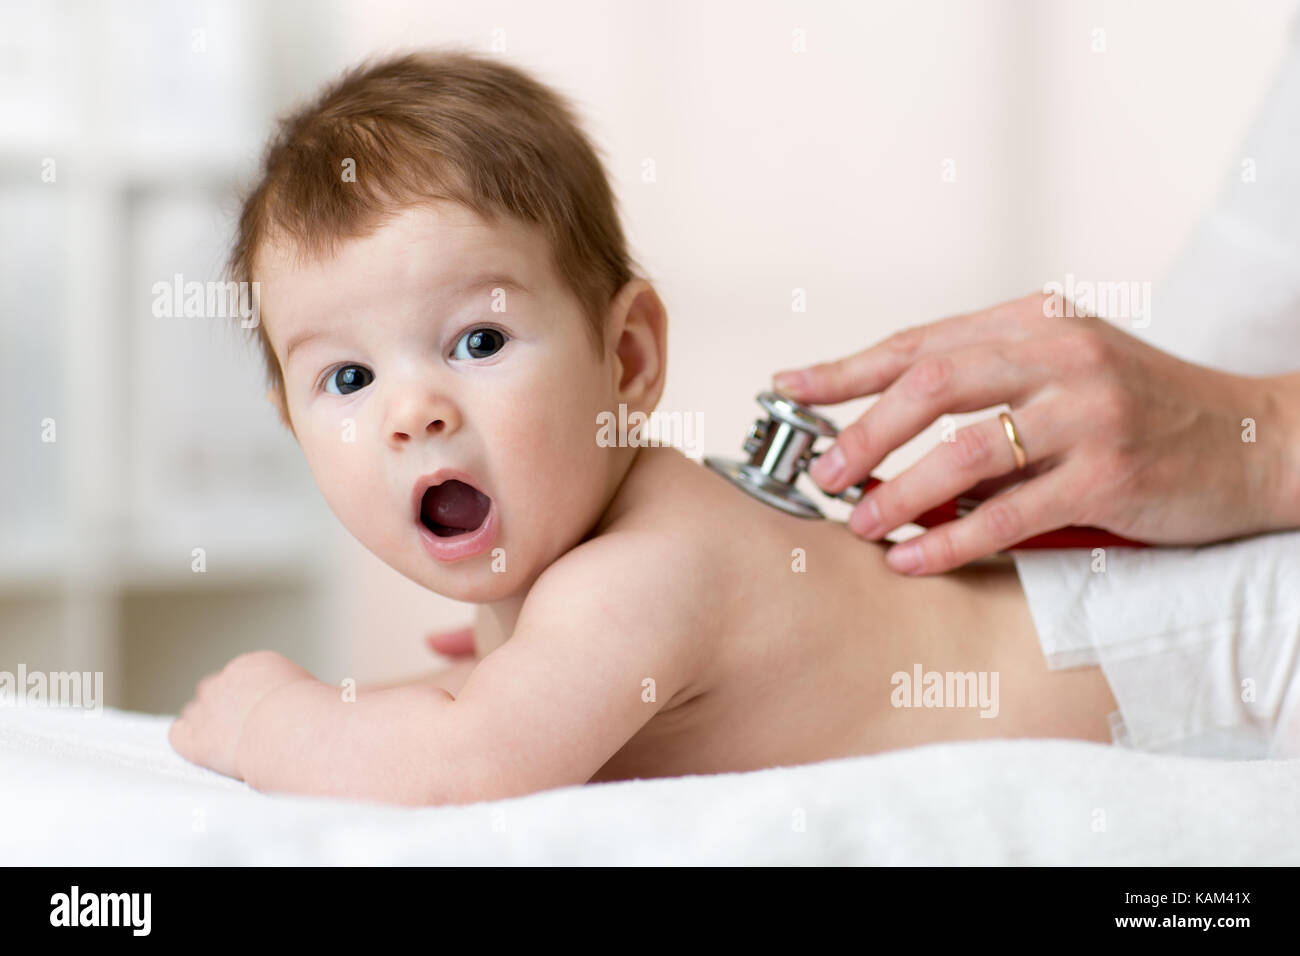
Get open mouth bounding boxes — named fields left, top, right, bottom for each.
left=419, top=479, right=492, bottom=538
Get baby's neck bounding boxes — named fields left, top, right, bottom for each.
left=473, top=443, right=655, bottom=657
left=474, top=600, right=521, bottom=658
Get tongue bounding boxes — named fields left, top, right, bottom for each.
left=423, top=480, right=490, bottom=536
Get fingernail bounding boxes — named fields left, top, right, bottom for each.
left=772, top=370, right=807, bottom=395
left=887, top=541, right=924, bottom=574
left=851, top=496, right=882, bottom=538
left=809, top=445, right=844, bottom=485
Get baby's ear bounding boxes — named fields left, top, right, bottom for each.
left=608, top=278, right=668, bottom=411
left=266, top=387, right=295, bottom=435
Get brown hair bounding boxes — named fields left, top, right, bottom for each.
left=225, top=48, right=641, bottom=394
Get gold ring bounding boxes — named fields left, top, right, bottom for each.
left=998, top=411, right=1028, bottom=470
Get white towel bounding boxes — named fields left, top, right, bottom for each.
left=3, top=704, right=1299, bottom=864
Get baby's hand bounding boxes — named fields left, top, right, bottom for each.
left=168, top=651, right=316, bottom=780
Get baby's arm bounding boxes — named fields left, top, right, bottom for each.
left=235, top=532, right=700, bottom=805
left=359, top=656, right=478, bottom=696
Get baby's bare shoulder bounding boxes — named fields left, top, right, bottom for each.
left=522, top=521, right=722, bottom=686
left=538, top=524, right=722, bottom=610
left=520, top=448, right=746, bottom=675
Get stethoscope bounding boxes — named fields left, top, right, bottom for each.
left=703, top=391, right=1148, bottom=550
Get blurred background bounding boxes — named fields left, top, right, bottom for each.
left=1, top=0, right=1296, bottom=713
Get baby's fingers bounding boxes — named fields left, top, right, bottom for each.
left=168, top=714, right=198, bottom=760
left=425, top=625, right=475, bottom=657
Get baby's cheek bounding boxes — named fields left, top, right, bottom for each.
left=300, top=434, right=380, bottom=528
left=494, top=418, right=587, bottom=527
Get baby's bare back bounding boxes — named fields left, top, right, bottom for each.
left=588, top=446, right=1117, bottom=783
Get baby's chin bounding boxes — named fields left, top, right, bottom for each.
left=418, top=565, right=522, bottom=604
left=341, top=523, right=525, bottom=604
left=391, top=547, right=528, bottom=604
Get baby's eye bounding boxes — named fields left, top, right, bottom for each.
left=323, top=365, right=374, bottom=395
left=452, top=327, right=508, bottom=360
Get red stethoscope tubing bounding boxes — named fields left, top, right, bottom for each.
left=854, top=476, right=1149, bottom=550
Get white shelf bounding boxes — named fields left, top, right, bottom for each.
left=0, top=0, right=345, bottom=711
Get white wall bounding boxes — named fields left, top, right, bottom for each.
left=3, top=0, right=1296, bottom=698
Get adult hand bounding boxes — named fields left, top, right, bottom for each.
left=772, top=292, right=1300, bottom=575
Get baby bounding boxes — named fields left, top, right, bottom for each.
left=168, top=50, right=1120, bottom=805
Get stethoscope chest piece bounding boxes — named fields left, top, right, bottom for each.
left=704, top=390, right=845, bottom=519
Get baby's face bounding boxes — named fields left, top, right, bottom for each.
left=258, top=201, right=625, bottom=601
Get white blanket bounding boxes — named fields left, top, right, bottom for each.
left=3, top=705, right=1298, bottom=865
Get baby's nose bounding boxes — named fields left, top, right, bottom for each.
left=386, top=392, right=460, bottom=446
left=391, top=418, right=446, bottom=443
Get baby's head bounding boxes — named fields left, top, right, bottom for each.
left=227, top=50, right=667, bottom=602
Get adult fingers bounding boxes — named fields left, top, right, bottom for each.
left=846, top=405, right=1062, bottom=540
left=808, top=342, right=1045, bottom=494
left=772, top=292, right=1045, bottom=405
left=880, top=465, right=1082, bottom=575
left=962, top=464, right=1048, bottom=503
